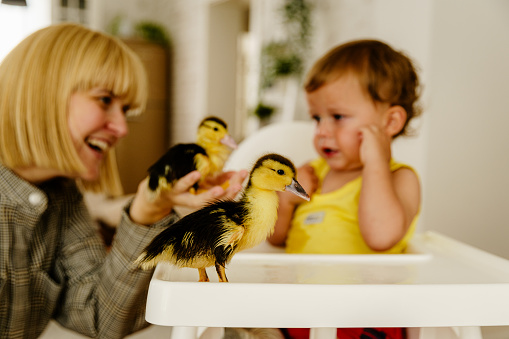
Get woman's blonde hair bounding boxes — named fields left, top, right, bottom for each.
left=0, top=23, right=148, bottom=196
left=305, top=40, right=421, bottom=138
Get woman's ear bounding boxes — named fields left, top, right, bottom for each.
left=384, top=105, right=407, bottom=137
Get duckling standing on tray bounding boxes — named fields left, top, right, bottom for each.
left=147, top=116, right=237, bottom=197
left=135, top=153, right=309, bottom=282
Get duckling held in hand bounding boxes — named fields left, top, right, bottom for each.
left=135, top=153, right=309, bottom=282
left=147, top=116, right=237, bottom=196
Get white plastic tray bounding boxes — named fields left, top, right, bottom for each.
left=145, top=232, right=509, bottom=330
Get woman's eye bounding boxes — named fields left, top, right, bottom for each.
left=99, top=96, right=112, bottom=105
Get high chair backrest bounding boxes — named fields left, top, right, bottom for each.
left=224, top=120, right=318, bottom=172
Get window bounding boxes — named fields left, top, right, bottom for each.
left=55, top=0, right=88, bottom=24
left=0, top=0, right=51, bottom=61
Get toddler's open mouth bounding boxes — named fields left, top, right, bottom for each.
left=322, top=147, right=338, bottom=157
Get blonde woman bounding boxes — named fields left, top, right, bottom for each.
left=0, top=23, right=246, bottom=338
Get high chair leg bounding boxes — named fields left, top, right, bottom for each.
left=456, top=326, right=483, bottom=339
left=171, top=326, right=198, bottom=339
left=417, top=326, right=483, bottom=339
left=309, top=327, right=336, bottom=339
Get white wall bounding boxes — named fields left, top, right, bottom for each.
left=424, top=0, right=509, bottom=259
left=207, top=0, right=248, bottom=142
left=85, top=0, right=509, bottom=259
left=97, top=0, right=211, bottom=145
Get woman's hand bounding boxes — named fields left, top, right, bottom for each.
left=129, top=169, right=248, bottom=225
left=199, top=170, right=244, bottom=190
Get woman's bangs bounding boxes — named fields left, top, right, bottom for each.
left=108, top=47, right=147, bottom=115
left=76, top=42, right=147, bottom=115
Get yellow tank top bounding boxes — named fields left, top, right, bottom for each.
left=285, top=158, right=419, bottom=254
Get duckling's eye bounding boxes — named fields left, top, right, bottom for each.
left=214, top=127, right=219, bottom=131
left=277, top=169, right=285, bottom=175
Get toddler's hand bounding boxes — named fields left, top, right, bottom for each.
left=297, top=164, right=318, bottom=196
left=359, top=125, right=392, bottom=167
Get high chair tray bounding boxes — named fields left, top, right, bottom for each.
left=145, top=231, right=509, bottom=328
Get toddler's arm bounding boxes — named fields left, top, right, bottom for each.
left=268, top=163, right=318, bottom=246
left=358, top=125, right=420, bottom=251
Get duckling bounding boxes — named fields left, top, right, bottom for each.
left=147, top=116, right=237, bottom=195
left=135, top=153, right=309, bottom=282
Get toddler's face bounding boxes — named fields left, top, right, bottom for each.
left=306, top=73, right=389, bottom=171
left=67, top=87, right=129, bottom=181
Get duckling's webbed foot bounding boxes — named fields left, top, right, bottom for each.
left=215, top=263, right=228, bottom=282
left=198, top=268, right=209, bottom=282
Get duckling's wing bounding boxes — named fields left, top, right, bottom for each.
left=135, top=202, right=246, bottom=269
left=213, top=220, right=245, bottom=267
left=147, top=143, right=206, bottom=191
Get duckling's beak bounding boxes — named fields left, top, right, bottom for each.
left=220, top=134, right=238, bottom=149
left=285, top=179, right=310, bottom=201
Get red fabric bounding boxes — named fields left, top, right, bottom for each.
left=285, top=327, right=404, bottom=339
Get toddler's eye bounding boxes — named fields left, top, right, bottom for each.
left=311, top=115, right=321, bottom=123
left=332, top=114, right=344, bottom=121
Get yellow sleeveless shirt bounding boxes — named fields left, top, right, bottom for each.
left=285, top=158, right=418, bottom=254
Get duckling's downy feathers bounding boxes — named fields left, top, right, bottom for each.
left=135, top=153, right=309, bottom=282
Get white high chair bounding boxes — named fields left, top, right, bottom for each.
left=224, top=120, right=318, bottom=171
left=144, top=121, right=509, bottom=339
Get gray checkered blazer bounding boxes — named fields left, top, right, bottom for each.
left=0, top=164, right=178, bottom=338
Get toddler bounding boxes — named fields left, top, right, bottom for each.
left=269, top=39, right=422, bottom=339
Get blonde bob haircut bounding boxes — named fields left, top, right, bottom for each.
left=0, top=23, right=148, bottom=196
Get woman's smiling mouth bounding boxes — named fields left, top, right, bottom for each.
left=86, top=137, right=110, bottom=154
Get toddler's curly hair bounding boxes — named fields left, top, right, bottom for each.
left=305, top=40, right=422, bottom=138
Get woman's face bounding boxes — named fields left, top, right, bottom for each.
left=67, top=87, right=129, bottom=181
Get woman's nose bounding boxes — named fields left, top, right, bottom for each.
left=108, top=105, right=129, bottom=138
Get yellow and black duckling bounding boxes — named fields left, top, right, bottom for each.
left=135, top=153, right=309, bottom=282
left=147, top=116, right=237, bottom=195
